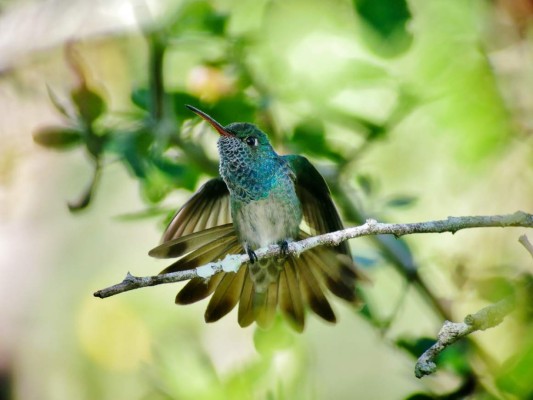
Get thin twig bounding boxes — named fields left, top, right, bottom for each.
left=519, top=234, right=533, bottom=259
left=94, top=211, right=533, bottom=299
left=414, top=297, right=516, bottom=378
left=415, top=233, right=533, bottom=379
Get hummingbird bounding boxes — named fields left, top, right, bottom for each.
left=149, top=105, right=359, bottom=331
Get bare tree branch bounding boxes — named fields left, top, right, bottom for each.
left=414, top=297, right=516, bottom=378
left=94, top=211, right=533, bottom=299
left=415, top=234, right=533, bottom=379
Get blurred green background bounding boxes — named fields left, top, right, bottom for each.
left=1, top=0, right=532, bottom=399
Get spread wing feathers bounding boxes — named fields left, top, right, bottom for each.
left=149, top=224, right=235, bottom=259
left=175, top=274, right=223, bottom=305
left=161, top=178, right=231, bottom=242
left=283, top=155, right=352, bottom=258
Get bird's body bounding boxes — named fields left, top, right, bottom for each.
left=217, top=123, right=302, bottom=292
left=149, top=106, right=359, bottom=331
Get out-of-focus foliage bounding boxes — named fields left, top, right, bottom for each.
left=353, top=0, right=413, bottom=57
left=1, top=0, right=532, bottom=399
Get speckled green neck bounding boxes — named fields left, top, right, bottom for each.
left=217, top=124, right=292, bottom=203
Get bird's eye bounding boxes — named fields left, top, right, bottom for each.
left=244, top=136, right=258, bottom=146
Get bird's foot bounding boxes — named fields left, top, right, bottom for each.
left=246, top=247, right=258, bottom=264
left=278, top=240, right=290, bottom=257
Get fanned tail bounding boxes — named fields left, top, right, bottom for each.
left=278, top=258, right=305, bottom=331
left=154, top=229, right=359, bottom=330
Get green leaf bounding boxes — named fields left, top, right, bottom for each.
left=202, top=95, right=257, bottom=124
left=152, top=157, right=187, bottom=176
left=68, top=185, right=93, bottom=212
left=356, top=174, right=373, bottom=195
left=123, top=150, right=148, bottom=179
left=364, top=121, right=387, bottom=140
left=292, top=119, right=344, bottom=162
left=201, top=8, right=227, bottom=36
left=437, top=342, right=472, bottom=377
left=109, top=129, right=153, bottom=178
left=139, top=157, right=200, bottom=204
left=113, top=207, right=173, bottom=221
left=151, top=155, right=200, bottom=191
left=172, top=92, right=202, bottom=118
left=71, top=85, right=106, bottom=124
left=46, top=86, right=70, bottom=118
left=353, top=0, right=413, bottom=58
left=377, top=234, right=415, bottom=273
left=130, top=88, right=150, bottom=111
left=385, top=195, right=417, bottom=209
left=86, top=132, right=107, bottom=159
left=354, top=0, right=410, bottom=38
left=396, top=337, right=435, bottom=358
left=167, top=1, right=228, bottom=36
left=141, top=169, right=173, bottom=204
left=68, top=164, right=100, bottom=212
left=354, top=255, right=378, bottom=268
left=474, top=276, right=515, bottom=303
left=496, top=339, right=533, bottom=398
left=357, top=302, right=375, bottom=323
left=293, top=119, right=325, bottom=151
left=355, top=289, right=380, bottom=324
left=33, top=127, right=83, bottom=150
left=404, top=394, right=436, bottom=400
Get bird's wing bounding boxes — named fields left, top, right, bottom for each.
left=160, top=177, right=232, bottom=242
left=149, top=177, right=234, bottom=261
left=282, top=155, right=360, bottom=329
left=149, top=177, right=243, bottom=314
left=283, top=155, right=352, bottom=259
left=149, top=177, right=238, bottom=270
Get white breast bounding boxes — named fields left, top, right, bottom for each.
left=234, top=197, right=300, bottom=249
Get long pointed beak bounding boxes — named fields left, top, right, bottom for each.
left=185, top=105, right=232, bottom=137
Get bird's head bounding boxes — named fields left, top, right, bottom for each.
left=186, top=105, right=276, bottom=168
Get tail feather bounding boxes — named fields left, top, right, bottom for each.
left=253, top=282, right=279, bottom=329
left=159, top=228, right=358, bottom=330
left=298, top=253, right=336, bottom=323
left=307, top=249, right=358, bottom=303
left=279, top=259, right=305, bottom=331
left=238, top=269, right=255, bottom=327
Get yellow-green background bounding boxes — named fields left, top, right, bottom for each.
left=1, top=0, right=532, bottom=398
